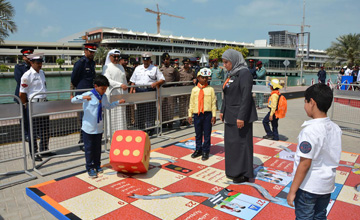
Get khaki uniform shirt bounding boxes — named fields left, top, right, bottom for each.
left=179, top=67, right=196, bottom=86
left=160, top=65, right=180, bottom=86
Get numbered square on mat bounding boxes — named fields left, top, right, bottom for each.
left=110, top=130, right=151, bottom=174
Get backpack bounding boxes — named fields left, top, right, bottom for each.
left=275, top=94, right=287, bottom=119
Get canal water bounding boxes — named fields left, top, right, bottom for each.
left=0, top=73, right=338, bottom=104
left=0, top=76, right=71, bottom=104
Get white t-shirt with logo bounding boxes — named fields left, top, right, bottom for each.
left=293, top=117, right=342, bottom=194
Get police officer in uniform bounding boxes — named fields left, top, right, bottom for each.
left=71, top=43, right=97, bottom=149
left=120, top=54, right=136, bottom=126
left=178, top=57, right=196, bottom=126
left=173, top=58, right=180, bottom=71
left=160, top=53, right=179, bottom=129
left=210, top=59, right=225, bottom=110
left=248, top=59, right=257, bottom=85
left=119, top=54, right=133, bottom=83
left=14, top=48, right=34, bottom=141
left=130, top=52, right=165, bottom=136
left=192, top=57, right=201, bottom=76
left=19, top=53, right=51, bottom=162
left=255, top=61, right=266, bottom=108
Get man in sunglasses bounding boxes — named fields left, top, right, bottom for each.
left=119, top=54, right=132, bottom=83
left=129, top=52, right=165, bottom=136
left=160, top=53, right=179, bottom=129
left=19, top=53, right=51, bottom=161
left=103, top=49, right=128, bottom=134
left=178, top=57, right=197, bottom=126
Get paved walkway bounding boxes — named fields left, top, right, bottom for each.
left=0, top=98, right=359, bottom=220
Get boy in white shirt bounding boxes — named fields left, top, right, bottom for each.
left=287, top=83, right=342, bottom=219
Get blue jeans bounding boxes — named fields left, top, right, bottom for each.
left=83, top=131, right=102, bottom=171
left=193, top=112, right=212, bottom=153
left=262, top=112, right=279, bottom=140
left=294, top=188, right=330, bottom=220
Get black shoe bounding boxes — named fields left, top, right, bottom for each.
left=167, top=123, right=173, bottom=129
left=233, top=176, right=249, bottom=183
left=201, top=152, right=209, bottom=161
left=262, top=135, right=274, bottom=140
left=25, top=136, right=29, bottom=142
left=226, top=175, right=234, bottom=180
left=191, top=150, right=202, bottom=158
left=34, top=155, right=43, bottom=162
left=180, top=120, right=188, bottom=126
left=147, top=129, right=155, bottom=136
left=41, top=152, right=57, bottom=157
left=162, top=124, right=167, bottom=128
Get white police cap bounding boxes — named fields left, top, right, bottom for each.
left=27, top=53, right=44, bottom=62
left=142, top=52, right=152, bottom=60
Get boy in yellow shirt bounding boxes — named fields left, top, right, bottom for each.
left=262, top=78, right=282, bottom=141
left=188, top=68, right=216, bottom=160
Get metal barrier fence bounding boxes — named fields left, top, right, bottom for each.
left=0, top=81, right=274, bottom=184
left=107, top=85, right=159, bottom=148
left=333, top=82, right=360, bottom=91
left=0, top=94, right=36, bottom=189
left=107, top=81, right=271, bottom=140
left=330, top=89, right=360, bottom=138
left=27, top=89, right=110, bottom=176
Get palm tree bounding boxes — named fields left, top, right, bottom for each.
left=0, top=0, right=17, bottom=44
left=94, top=46, right=109, bottom=65
left=326, top=33, right=360, bottom=67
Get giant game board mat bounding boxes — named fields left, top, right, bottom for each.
left=26, top=130, right=360, bottom=220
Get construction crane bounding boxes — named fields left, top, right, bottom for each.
left=145, top=4, right=184, bottom=34
left=270, top=0, right=310, bottom=85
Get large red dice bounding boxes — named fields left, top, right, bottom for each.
left=109, top=130, right=151, bottom=173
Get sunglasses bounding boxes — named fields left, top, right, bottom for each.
left=111, top=55, right=120, bottom=59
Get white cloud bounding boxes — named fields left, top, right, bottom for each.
left=26, top=0, right=48, bottom=14
left=41, top=25, right=61, bottom=37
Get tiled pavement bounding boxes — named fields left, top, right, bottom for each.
left=1, top=98, right=359, bottom=220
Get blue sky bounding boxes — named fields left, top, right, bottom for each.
left=8, top=0, right=359, bottom=50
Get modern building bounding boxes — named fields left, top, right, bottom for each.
left=247, top=42, right=297, bottom=75
left=0, top=27, right=331, bottom=74
left=84, top=27, right=254, bottom=65
left=0, top=41, right=83, bottom=65
left=268, top=30, right=297, bottom=48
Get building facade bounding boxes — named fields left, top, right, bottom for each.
left=0, top=27, right=331, bottom=74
